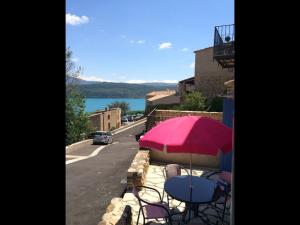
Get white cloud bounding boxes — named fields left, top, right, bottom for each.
left=126, top=79, right=178, bottom=84
left=189, top=62, right=195, bottom=69
left=182, top=48, right=188, bottom=52
left=130, top=40, right=135, bottom=44
left=66, top=13, right=89, bottom=25
left=120, top=34, right=127, bottom=39
left=79, top=75, right=111, bottom=82
left=137, top=40, right=146, bottom=44
left=126, top=80, right=147, bottom=83
left=71, top=57, right=79, bottom=62
left=78, top=76, right=178, bottom=83
left=159, top=42, right=172, bottom=50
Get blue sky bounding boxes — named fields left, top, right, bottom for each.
left=66, top=0, right=234, bottom=83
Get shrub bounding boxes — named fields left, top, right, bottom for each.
left=180, top=91, right=207, bottom=111
left=207, top=96, right=223, bottom=112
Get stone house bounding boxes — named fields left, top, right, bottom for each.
left=89, top=108, right=121, bottom=131
left=145, top=90, right=180, bottom=113
left=177, top=76, right=195, bottom=102
left=193, top=46, right=234, bottom=101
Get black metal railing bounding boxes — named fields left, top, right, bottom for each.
left=213, top=24, right=235, bottom=68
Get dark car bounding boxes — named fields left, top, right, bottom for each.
left=134, top=114, right=144, bottom=120
left=135, top=130, right=146, bottom=141
left=127, top=115, right=134, bottom=122
left=88, top=132, right=96, bottom=139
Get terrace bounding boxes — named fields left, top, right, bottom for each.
left=123, top=162, right=231, bottom=225
left=98, top=110, right=232, bottom=225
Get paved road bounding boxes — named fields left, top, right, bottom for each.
left=66, top=122, right=145, bottom=225
left=66, top=139, right=96, bottom=156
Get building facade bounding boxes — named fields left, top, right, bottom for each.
left=89, top=108, right=121, bottom=131
left=177, top=77, right=195, bottom=102
left=194, top=47, right=234, bottom=101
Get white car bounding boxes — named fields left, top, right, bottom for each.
left=92, top=131, right=113, bottom=144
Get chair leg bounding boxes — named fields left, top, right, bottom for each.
left=137, top=208, right=141, bottom=225
left=221, top=195, right=228, bottom=223
left=166, top=216, right=173, bottom=225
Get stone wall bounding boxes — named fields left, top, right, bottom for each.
left=127, top=150, right=150, bottom=189
left=89, top=113, right=102, bottom=130
left=98, top=198, right=131, bottom=225
left=150, top=150, right=222, bottom=169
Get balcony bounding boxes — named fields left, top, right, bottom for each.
left=213, top=24, right=235, bottom=69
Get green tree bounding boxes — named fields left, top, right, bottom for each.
left=66, top=48, right=92, bottom=145
left=180, top=91, right=207, bottom=111
left=107, top=101, right=130, bottom=116
left=207, top=96, right=223, bottom=112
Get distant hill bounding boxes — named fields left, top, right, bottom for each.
left=66, top=76, right=99, bottom=85
left=140, top=82, right=178, bottom=87
left=78, top=82, right=177, bottom=98
left=66, top=76, right=178, bottom=98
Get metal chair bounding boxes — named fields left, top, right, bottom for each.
left=202, top=171, right=232, bottom=224
left=162, top=164, right=190, bottom=206
left=132, top=185, right=180, bottom=225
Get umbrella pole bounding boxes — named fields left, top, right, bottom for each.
left=189, top=153, right=192, bottom=221
left=190, top=153, right=192, bottom=185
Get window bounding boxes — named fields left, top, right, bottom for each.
left=108, top=123, right=110, bottom=129
left=108, top=115, right=110, bottom=120
left=94, top=132, right=104, bottom=136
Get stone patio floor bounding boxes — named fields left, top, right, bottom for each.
left=123, top=162, right=231, bottom=225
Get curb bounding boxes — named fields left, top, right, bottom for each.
left=66, top=139, right=92, bottom=153
left=66, top=139, right=91, bottom=149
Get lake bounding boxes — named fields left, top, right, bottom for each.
left=85, top=98, right=145, bottom=113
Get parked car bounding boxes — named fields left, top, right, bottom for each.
left=135, top=114, right=144, bottom=120
left=87, top=132, right=96, bottom=139
left=92, top=131, right=113, bottom=144
left=121, top=116, right=129, bottom=125
left=127, top=115, right=134, bottom=122
left=135, top=130, right=146, bottom=141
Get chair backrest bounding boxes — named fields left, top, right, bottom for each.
left=212, top=184, right=223, bottom=201
left=132, top=186, right=143, bottom=208
left=215, top=171, right=232, bottom=195
left=219, top=171, right=232, bottom=185
left=165, top=164, right=181, bottom=179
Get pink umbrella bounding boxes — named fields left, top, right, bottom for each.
left=139, top=116, right=232, bottom=177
